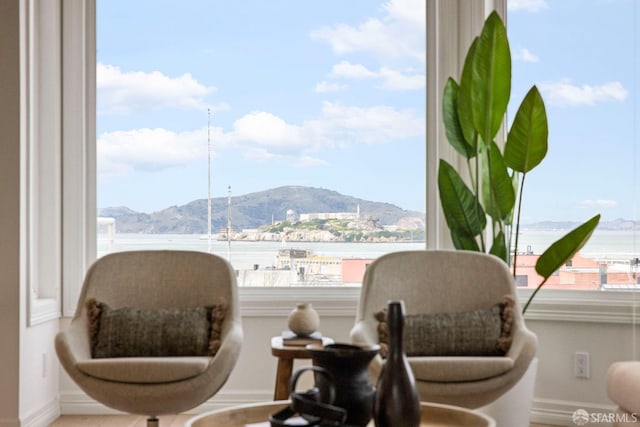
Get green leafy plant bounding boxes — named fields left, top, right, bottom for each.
left=437, top=11, right=601, bottom=314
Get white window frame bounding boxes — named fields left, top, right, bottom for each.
left=23, top=0, right=96, bottom=323
left=23, top=0, right=63, bottom=325
left=60, top=0, right=97, bottom=318
left=54, top=0, right=638, bottom=323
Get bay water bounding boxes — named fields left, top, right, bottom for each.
left=98, top=229, right=640, bottom=270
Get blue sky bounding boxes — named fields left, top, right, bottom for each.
left=508, top=0, right=638, bottom=222
left=97, top=0, right=640, bottom=223
left=96, top=0, right=427, bottom=215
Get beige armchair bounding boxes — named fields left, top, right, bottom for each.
left=56, top=250, right=243, bottom=427
left=350, top=249, right=537, bottom=409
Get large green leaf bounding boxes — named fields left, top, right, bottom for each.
left=443, top=78, right=474, bottom=159
left=535, top=215, right=601, bottom=279
left=489, top=229, right=508, bottom=263
left=458, top=37, right=479, bottom=149
left=438, top=159, right=486, bottom=239
left=451, top=228, right=481, bottom=252
left=505, top=86, right=548, bottom=173
left=481, top=141, right=515, bottom=221
left=471, top=11, right=511, bottom=145
left=505, top=171, right=521, bottom=227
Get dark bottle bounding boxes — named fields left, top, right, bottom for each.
left=373, top=300, right=420, bottom=427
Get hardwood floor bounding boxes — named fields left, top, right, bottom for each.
left=49, top=415, right=555, bottom=426
left=49, top=414, right=193, bottom=427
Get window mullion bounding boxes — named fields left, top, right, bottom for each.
left=61, top=0, right=96, bottom=317
left=426, top=0, right=505, bottom=250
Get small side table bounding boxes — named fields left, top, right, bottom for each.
left=270, top=335, right=334, bottom=400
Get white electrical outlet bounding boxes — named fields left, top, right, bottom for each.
left=575, top=351, right=590, bottom=378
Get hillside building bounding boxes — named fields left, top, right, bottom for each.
left=298, top=204, right=361, bottom=222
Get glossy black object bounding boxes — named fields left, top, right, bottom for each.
left=306, top=343, right=379, bottom=426
left=373, top=300, right=420, bottom=427
left=269, top=365, right=346, bottom=427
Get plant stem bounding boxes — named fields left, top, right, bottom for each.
left=472, top=138, right=486, bottom=252
left=512, top=173, right=526, bottom=277
left=523, top=275, right=547, bottom=314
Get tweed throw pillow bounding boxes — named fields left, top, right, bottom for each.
left=86, top=298, right=227, bottom=358
left=375, top=295, right=514, bottom=357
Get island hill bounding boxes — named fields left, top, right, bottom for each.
left=98, top=185, right=426, bottom=242
left=228, top=205, right=425, bottom=243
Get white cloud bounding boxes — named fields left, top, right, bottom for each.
left=328, top=60, right=425, bottom=91
left=309, top=0, right=425, bottom=62
left=98, top=127, right=214, bottom=177
left=514, top=48, right=540, bottom=63
left=382, top=0, right=426, bottom=27
left=100, top=102, right=424, bottom=176
left=539, top=80, right=628, bottom=107
left=309, top=101, right=425, bottom=146
left=580, top=199, right=618, bottom=208
left=508, top=0, right=548, bottom=12
left=331, top=61, right=378, bottom=79
left=232, top=112, right=304, bottom=148
left=315, top=81, right=348, bottom=93
left=97, top=63, right=222, bottom=114
left=378, top=67, right=425, bottom=90
left=231, top=102, right=423, bottom=151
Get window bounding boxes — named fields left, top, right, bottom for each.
left=57, top=0, right=640, bottom=319
left=95, top=0, right=427, bottom=288
left=508, top=0, right=639, bottom=293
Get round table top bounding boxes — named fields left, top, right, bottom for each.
left=186, top=400, right=496, bottom=427
left=270, top=336, right=335, bottom=359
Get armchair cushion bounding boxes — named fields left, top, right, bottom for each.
left=410, top=356, right=515, bottom=382
left=77, top=356, right=212, bottom=383
left=376, top=295, right=514, bottom=357
left=87, top=298, right=227, bottom=358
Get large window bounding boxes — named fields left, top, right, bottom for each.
left=508, top=0, right=639, bottom=292
left=95, top=0, right=427, bottom=287
left=54, top=0, right=640, bottom=317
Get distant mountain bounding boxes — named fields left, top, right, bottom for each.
left=522, top=218, right=640, bottom=231
left=98, top=186, right=426, bottom=234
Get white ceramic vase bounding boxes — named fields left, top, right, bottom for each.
left=288, top=303, right=320, bottom=337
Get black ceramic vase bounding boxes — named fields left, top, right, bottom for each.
left=373, top=300, right=420, bottom=427
left=306, top=343, right=379, bottom=427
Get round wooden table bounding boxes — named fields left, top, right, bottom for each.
left=186, top=401, right=495, bottom=427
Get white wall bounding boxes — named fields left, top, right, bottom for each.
left=20, top=322, right=60, bottom=426
left=528, top=319, right=636, bottom=425
left=0, top=1, right=22, bottom=425
left=0, top=2, right=63, bottom=426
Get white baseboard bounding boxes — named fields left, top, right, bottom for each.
left=21, top=399, right=60, bottom=427
left=59, top=389, right=274, bottom=416
left=530, top=398, right=618, bottom=426
left=0, top=399, right=61, bottom=427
